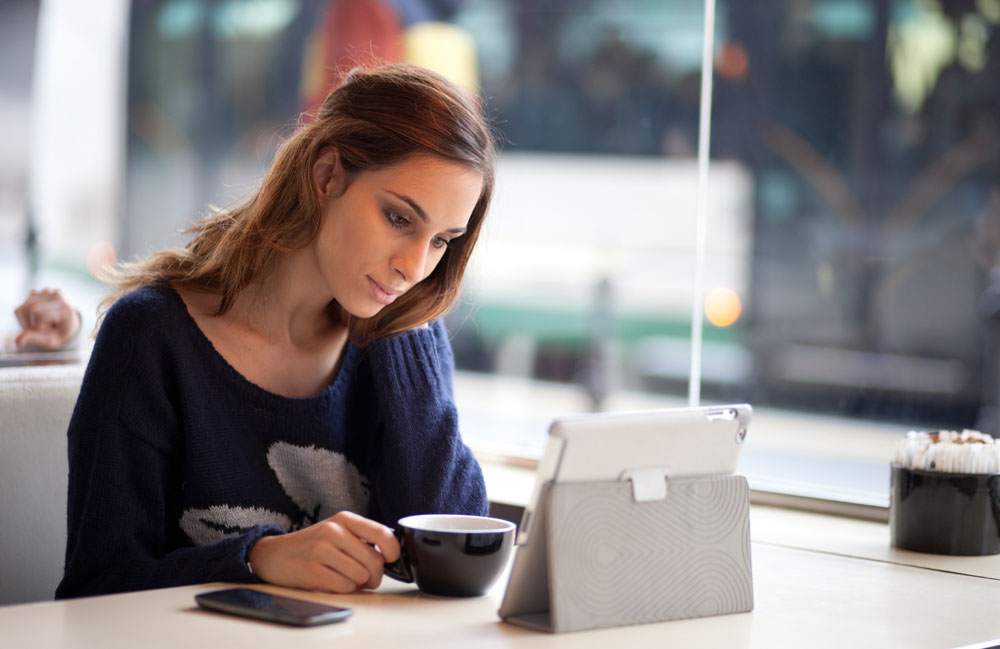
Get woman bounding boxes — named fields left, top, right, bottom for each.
left=56, top=64, right=496, bottom=598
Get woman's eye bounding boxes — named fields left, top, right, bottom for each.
left=432, top=237, right=451, bottom=250
left=386, top=211, right=409, bottom=229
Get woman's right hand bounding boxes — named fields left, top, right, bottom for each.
left=247, top=511, right=400, bottom=593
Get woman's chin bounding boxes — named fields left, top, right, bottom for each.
left=342, top=301, right=387, bottom=320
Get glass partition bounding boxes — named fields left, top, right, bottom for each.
left=113, top=0, right=1000, bottom=506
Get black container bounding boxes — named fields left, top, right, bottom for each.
left=889, top=465, right=1000, bottom=555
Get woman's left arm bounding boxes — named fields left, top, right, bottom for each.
left=366, top=320, right=488, bottom=523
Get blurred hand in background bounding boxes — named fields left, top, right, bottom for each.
left=14, top=288, right=81, bottom=350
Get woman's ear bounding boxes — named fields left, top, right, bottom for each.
left=313, top=147, right=345, bottom=200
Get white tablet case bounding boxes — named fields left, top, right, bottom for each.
left=499, top=474, right=753, bottom=633
left=499, top=404, right=754, bottom=633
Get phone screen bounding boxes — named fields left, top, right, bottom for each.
left=195, top=588, right=354, bottom=626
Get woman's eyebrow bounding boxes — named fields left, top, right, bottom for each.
left=387, top=191, right=428, bottom=223
left=387, top=190, right=467, bottom=234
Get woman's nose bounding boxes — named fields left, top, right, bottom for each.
left=391, top=240, right=430, bottom=283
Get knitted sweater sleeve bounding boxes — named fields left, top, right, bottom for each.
left=55, top=294, right=283, bottom=599
left=365, top=320, right=488, bottom=524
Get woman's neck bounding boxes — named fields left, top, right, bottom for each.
left=235, top=253, right=341, bottom=350
left=173, top=254, right=350, bottom=398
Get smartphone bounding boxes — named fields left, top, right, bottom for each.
left=194, top=587, right=353, bottom=627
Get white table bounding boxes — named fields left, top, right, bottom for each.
left=2, top=531, right=999, bottom=649
left=4, top=453, right=1000, bottom=648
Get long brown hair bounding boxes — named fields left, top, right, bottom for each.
left=103, top=64, right=497, bottom=342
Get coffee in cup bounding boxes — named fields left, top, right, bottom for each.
left=383, top=514, right=515, bottom=597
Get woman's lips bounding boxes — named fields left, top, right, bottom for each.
left=368, top=276, right=401, bottom=305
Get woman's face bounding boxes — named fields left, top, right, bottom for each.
left=311, top=153, right=483, bottom=319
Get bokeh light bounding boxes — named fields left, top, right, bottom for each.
left=717, top=42, right=749, bottom=81
left=704, top=286, right=742, bottom=327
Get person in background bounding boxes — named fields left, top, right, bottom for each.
left=13, top=288, right=81, bottom=350
left=56, top=64, right=496, bottom=599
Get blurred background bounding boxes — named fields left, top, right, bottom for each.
left=2, top=0, right=998, bottom=508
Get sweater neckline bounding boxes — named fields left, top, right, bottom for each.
left=159, top=284, right=360, bottom=408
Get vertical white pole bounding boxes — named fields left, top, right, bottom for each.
left=688, top=0, right=717, bottom=406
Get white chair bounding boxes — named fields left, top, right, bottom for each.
left=0, top=363, right=84, bottom=605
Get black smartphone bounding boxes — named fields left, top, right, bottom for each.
left=194, top=587, right=354, bottom=627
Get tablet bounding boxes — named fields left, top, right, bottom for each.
left=517, top=403, right=751, bottom=544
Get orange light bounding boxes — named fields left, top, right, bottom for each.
left=704, top=287, right=742, bottom=327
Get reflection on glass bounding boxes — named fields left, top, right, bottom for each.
left=120, top=0, right=1000, bottom=441
left=719, top=0, right=999, bottom=433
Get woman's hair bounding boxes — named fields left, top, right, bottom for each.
left=103, top=63, right=497, bottom=342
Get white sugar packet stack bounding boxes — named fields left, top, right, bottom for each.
left=893, top=430, right=1000, bottom=474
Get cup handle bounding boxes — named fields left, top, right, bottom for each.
left=382, top=528, right=413, bottom=583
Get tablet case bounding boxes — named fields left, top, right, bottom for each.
left=498, top=472, right=753, bottom=633
left=518, top=404, right=751, bottom=547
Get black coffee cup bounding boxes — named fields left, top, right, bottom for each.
left=383, top=514, right=516, bottom=597
left=889, top=464, right=1000, bottom=555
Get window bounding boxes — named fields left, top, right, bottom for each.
left=16, top=0, right=998, bottom=513
left=451, top=0, right=1000, bottom=512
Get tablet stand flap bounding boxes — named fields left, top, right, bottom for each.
left=500, top=474, right=753, bottom=634
left=619, top=466, right=671, bottom=502
left=497, top=482, right=554, bottom=624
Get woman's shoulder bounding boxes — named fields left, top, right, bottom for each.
left=367, top=319, right=450, bottom=353
left=80, top=286, right=187, bottom=409
left=420, top=319, right=452, bottom=351
left=362, top=319, right=455, bottom=381
left=98, top=285, right=191, bottom=345
left=105, top=284, right=184, bottom=323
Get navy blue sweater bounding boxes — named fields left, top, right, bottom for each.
left=56, top=285, right=487, bottom=598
